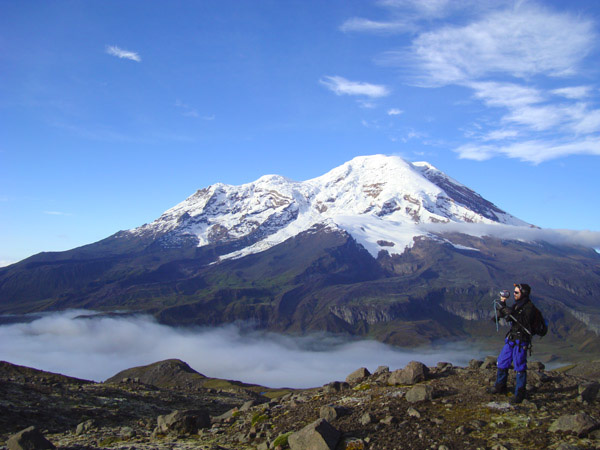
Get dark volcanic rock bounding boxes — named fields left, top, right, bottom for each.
left=155, top=409, right=210, bottom=435
left=7, top=426, right=55, bottom=450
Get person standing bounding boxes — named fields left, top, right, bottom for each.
left=489, top=283, right=537, bottom=404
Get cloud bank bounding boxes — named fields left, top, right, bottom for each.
left=424, top=222, right=600, bottom=250
left=0, top=311, right=478, bottom=388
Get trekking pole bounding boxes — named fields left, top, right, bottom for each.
left=493, top=299, right=499, bottom=332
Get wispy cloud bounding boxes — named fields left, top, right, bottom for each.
left=455, top=137, right=600, bottom=164
left=175, top=100, right=215, bottom=120
left=320, top=75, right=390, bottom=98
left=106, top=45, right=141, bottom=62
left=340, top=17, right=414, bottom=34
left=552, top=86, right=594, bottom=100
left=387, top=108, right=403, bottom=116
left=0, top=311, right=479, bottom=388
left=393, top=4, right=595, bottom=86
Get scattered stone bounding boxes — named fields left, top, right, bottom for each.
left=469, top=359, right=483, bottom=369
left=407, top=407, right=421, bottom=418
left=380, top=416, right=397, bottom=425
left=319, top=405, right=348, bottom=422
left=549, top=412, right=599, bottom=437
left=7, top=426, right=55, bottom=450
left=288, top=419, right=341, bottom=450
left=346, top=367, right=371, bottom=384
left=578, top=382, right=600, bottom=403
left=480, top=356, right=497, bottom=369
left=470, top=419, right=486, bottom=430
left=240, top=399, right=259, bottom=411
left=359, top=413, right=373, bottom=426
left=528, top=361, right=545, bottom=371
left=388, top=361, right=429, bottom=385
left=437, top=362, right=452, bottom=370
left=373, top=366, right=389, bottom=376
left=120, top=426, right=136, bottom=439
left=324, top=381, right=350, bottom=393
left=75, top=419, right=95, bottom=435
left=156, top=409, right=211, bottom=435
left=455, top=425, right=471, bottom=435
left=405, top=385, right=434, bottom=403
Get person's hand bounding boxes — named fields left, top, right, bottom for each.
left=500, top=296, right=508, bottom=303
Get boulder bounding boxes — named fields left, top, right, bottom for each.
left=156, top=409, right=211, bottom=435
left=319, top=405, right=348, bottom=422
left=468, top=359, right=483, bottom=369
left=324, top=381, right=350, bottom=393
left=549, top=412, right=599, bottom=437
left=388, top=361, right=429, bottom=385
left=578, top=382, right=600, bottom=403
left=528, top=361, right=545, bottom=371
left=374, top=365, right=390, bottom=375
left=345, top=367, right=370, bottom=384
left=480, top=356, right=497, bottom=369
left=7, top=426, right=55, bottom=450
left=240, top=399, right=260, bottom=411
left=288, top=418, right=341, bottom=450
left=405, top=384, right=434, bottom=403
left=75, top=419, right=95, bottom=435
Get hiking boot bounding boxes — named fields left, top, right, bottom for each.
left=487, top=384, right=507, bottom=395
left=510, top=389, right=526, bottom=404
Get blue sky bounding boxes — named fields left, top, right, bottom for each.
left=1, top=0, right=600, bottom=265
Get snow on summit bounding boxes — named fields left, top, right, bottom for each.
left=129, top=155, right=529, bottom=260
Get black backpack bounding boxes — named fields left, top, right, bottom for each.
left=530, top=303, right=548, bottom=337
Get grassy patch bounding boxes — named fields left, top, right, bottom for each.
left=272, top=431, right=293, bottom=448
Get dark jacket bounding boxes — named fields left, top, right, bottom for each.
left=498, top=297, right=536, bottom=342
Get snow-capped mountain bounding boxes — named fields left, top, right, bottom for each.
left=128, top=155, right=529, bottom=260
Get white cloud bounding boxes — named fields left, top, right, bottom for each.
left=387, top=108, right=403, bottom=115
left=320, top=76, right=390, bottom=98
left=425, top=222, right=600, bottom=249
left=0, top=311, right=479, bottom=388
left=481, top=129, right=519, bottom=141
left=106, top=45, right=141, bottom=62
left=552, top=86, right=593, bottom=100
left=340, top=18, right=413, bottom=34
left=456, top=137, right=600, bottom=164
left=0, top=260, right=16, bottom=268
left=469, top=82, right=545, bottom=109
left=390, top=4, right=594, bottom=86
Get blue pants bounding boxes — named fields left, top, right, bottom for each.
left=495, top=338, right=528, bottom=393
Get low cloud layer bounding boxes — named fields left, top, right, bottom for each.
left=0, top=311, right=478, bottom=388
left=424, top=222, right=600, bottom=250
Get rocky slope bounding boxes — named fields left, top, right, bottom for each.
left=1, top=359, right=599, bottom=450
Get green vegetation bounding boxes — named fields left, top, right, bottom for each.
left=251, top=412, right=269, bottom=427
left=272, top=431, right=293, bottom=448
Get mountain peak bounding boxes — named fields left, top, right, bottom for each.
left=128, top=154, right=528, bottom=261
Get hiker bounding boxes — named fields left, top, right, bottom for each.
left=489, top=283, right=537, bottom=404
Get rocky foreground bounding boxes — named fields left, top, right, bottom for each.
left=1, top=358, right=600, bottom=450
